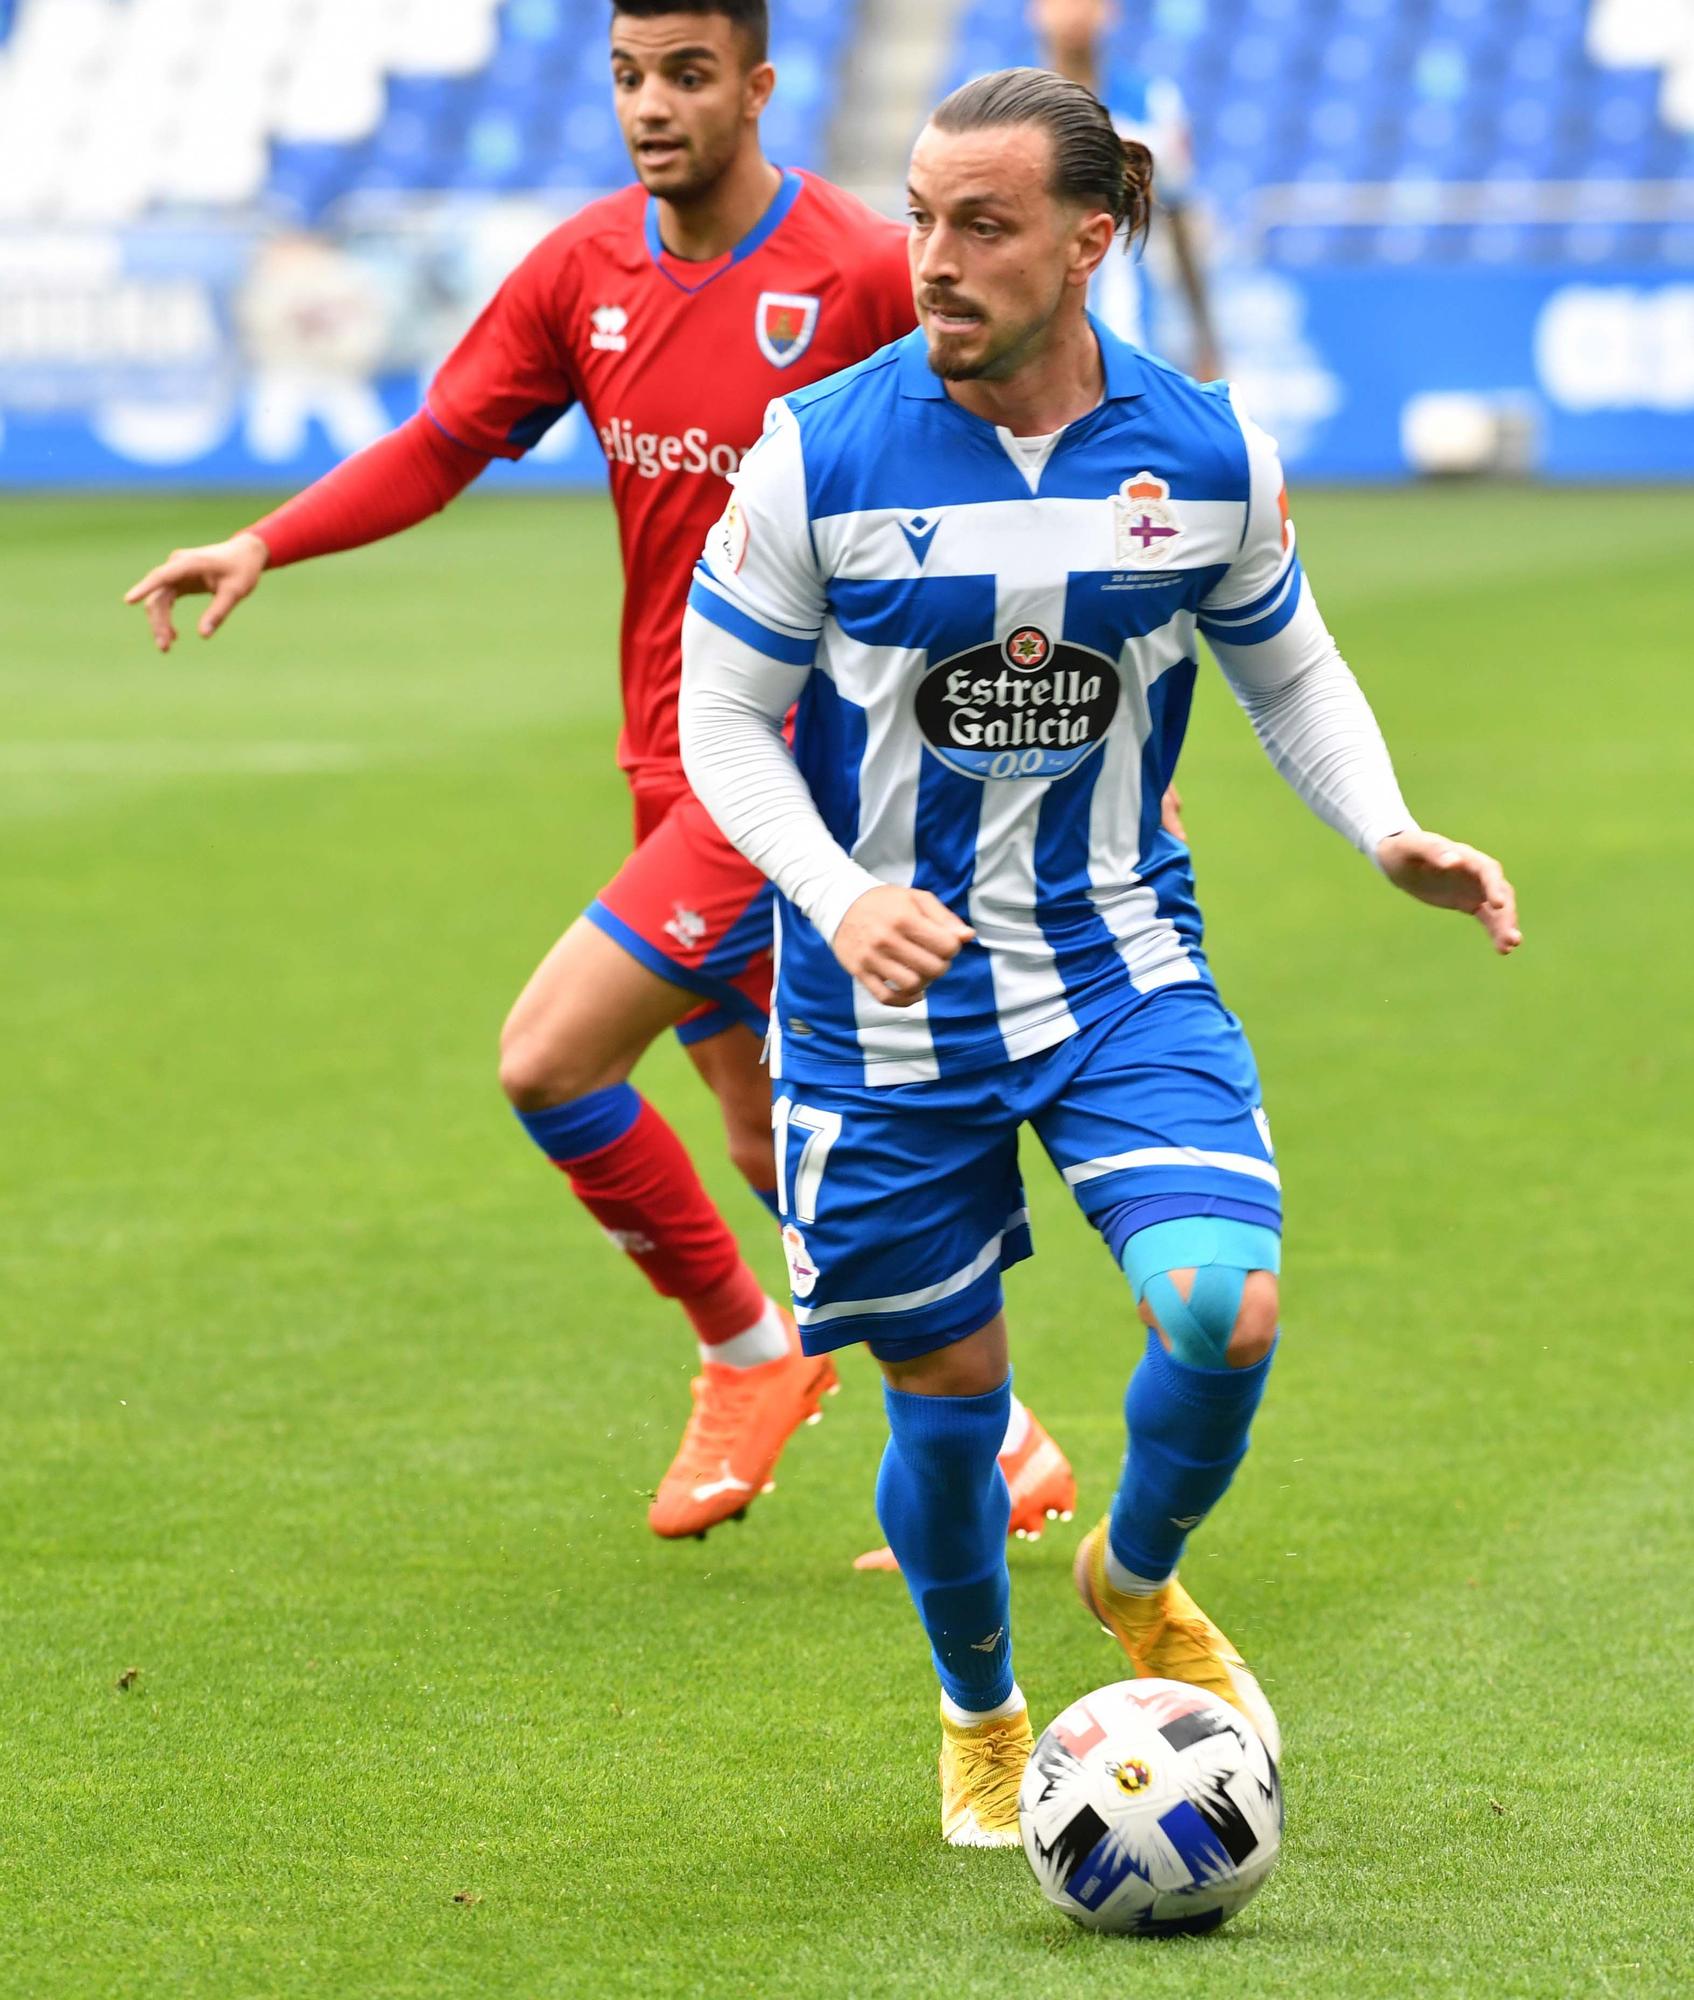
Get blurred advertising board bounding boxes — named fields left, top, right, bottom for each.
left=2, top=207, right=1691, bottom=487
left=0, top=202, right=606, bottom=490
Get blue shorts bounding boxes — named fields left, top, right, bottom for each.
left=772, top=983, right=1282, bottom=1363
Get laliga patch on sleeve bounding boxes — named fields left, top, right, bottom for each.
left=713, top=498, right=750, bottom=574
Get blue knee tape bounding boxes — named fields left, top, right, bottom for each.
left=1123, top=1218, right=1281, bottom=1370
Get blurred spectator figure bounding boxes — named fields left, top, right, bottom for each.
left=1031, top=0, right=1221, bottom=379
left=236, top=231, right=393, bottom=463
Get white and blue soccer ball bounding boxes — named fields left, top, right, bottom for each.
left=1018, top=1679, right=1282, bottom=1936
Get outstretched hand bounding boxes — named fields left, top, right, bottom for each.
left=1376, top=830, right=1521, bottom=954
left=123, top=531, right=269, bottom=653
left=832, top=885, right=975, bottom=1008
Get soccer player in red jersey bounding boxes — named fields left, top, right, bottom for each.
left=124, top=0, right=1078, bottom=1549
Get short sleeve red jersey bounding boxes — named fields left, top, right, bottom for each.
left=428, top=170, right=913, bottom=787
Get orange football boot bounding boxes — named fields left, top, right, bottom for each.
left=649, top=1313, right=837, bottom=1539
left=853, top=1406, right=1077, bottom=1572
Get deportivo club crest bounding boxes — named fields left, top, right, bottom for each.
left=913, top=624, right=1121, bottom=784
left=756, top=292, right=820, bottom=369
left=1113, top=470, right=1182, bottom=565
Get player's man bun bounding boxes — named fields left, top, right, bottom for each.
left=932, top=66, right=1154, bottom=247
left=610, top=0, right=769, bottom=66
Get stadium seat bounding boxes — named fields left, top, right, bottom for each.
left=939, top=0, right=1689, bottom=271
left=0, top=0, right=861, bottom=223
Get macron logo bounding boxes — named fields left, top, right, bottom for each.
left=900, top=513, right=939, bottom=568
left=591, top=305, right=628, bottom=352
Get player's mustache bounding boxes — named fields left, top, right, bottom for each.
left=920, top=291, right=986, bottom=320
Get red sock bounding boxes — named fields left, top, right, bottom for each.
left=560, top=1101, right=765, bottom=1343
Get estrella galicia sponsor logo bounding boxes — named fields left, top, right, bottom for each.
left=913, top=625, right=1121, bottom=782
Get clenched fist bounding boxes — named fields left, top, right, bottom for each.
left=832, top=885, right=974, bottom=1008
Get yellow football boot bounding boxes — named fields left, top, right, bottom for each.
left=939, top=1701, right=1033, bottom=1848
left=1074, top=1517, right=1281, bottom=1761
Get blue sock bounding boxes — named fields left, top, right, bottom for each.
left=750, top=1184, right=781, bottom=1221
left=1109, top=1329, right=1276, bottom=1584
left=877, top=1376, right=1014, bottom=1714
left=514, top=1083, right=640, bottom=1163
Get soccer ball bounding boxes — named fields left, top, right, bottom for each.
left=1018, top=1679, right=1282, bottom=1936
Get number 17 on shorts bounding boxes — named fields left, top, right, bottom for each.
left=771, top=1096, right=840, bottom=1302
left=767, top=1081, right=1032, bottom=1364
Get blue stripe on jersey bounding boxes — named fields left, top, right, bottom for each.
left=911, top=760, right=1006, bottom=1073
left=782, top=672, right=868, bottom=1057
left=776, top=902, right=862, bottom=1062
left=1034, top=382, right=1250, bottom=508
left=809, top=403, right=1035, bottom=517
left=829, top=572, right=998, bottom=650
left=792, top=668, right=868, bottom=849
left=837, top=574, right=1011, bottom=1071
left=689, top=574, right=818, bottom=665
left=1023, top=578, right=1167, bottom=1006
left=1137, top=662, right=1206, bottom=954
left=1198, top=555, right=1305, bottom=647
left=1064, top=570, right=1216, bottom=649
left=1031, top=749, right=1136, bottom=1013
left=1063, top=578, right=1206, bottom=967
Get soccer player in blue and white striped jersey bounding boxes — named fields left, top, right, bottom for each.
left=680, top=68, right=1520, bottom=1848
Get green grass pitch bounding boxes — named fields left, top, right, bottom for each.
left=3, top=484, right=1692, bottom=2000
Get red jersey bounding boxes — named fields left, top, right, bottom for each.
left=428, top=169, right=914, bottom=789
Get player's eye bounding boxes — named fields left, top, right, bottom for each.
left=972, top=220, right=1003, bottom=240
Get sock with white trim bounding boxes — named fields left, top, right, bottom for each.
left=700, top=1296, right=790, bottom=1370
left=941, top=1682, right=1027, bottom=1728
left=877, top=1376, right=1013, bottom=1714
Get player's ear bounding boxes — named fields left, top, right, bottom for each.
left=1069, top=207, right=1117, bottom=286
left=744, top=58, right=776, bottom=120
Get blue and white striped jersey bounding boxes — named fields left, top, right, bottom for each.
left=683, top=321, right=1395, bottom=1089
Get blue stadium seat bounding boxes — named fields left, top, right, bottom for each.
left=940, top=0, right=1689, bottom=273
left=238, top=0, right=861, bottom=209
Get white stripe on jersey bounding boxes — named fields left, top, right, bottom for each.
left=822, top=643, right=944, bottom=1082
left=1087, top=613, right=1202, bottom=993
left=810, top=496, right=1245, bottom=588
left=1062, top=1146, right=1282, bottom=1190
left=791, top=1206, right=1030, bottom=1327
left=972, top=572, right=1077, bottom=1058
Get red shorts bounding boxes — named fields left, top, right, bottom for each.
left=586, top=775, right=775, bottom=1046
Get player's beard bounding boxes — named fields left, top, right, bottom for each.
left=629, top=122, right=740, bottom=205
left=922, top=294, right=1055, bottom=384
